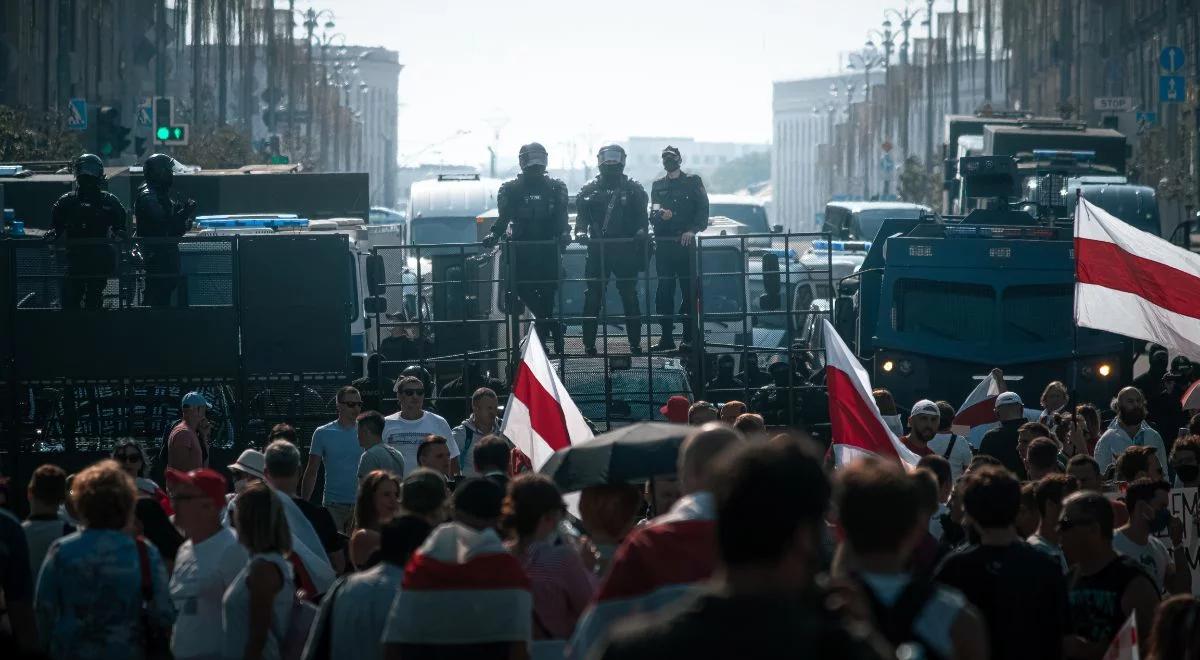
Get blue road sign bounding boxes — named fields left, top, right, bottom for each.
left=136, top=98, right=153, bottom=126
left=1161, top=46, right=1186, bottom=73
left=1136, top=111, right=1159, bottom=125
left=66, top=98, right=87, bottom=131
left=1160, top=76, right=1186, bottom=103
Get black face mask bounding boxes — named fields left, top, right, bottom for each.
left=1175, top=464, right=1200, bottom=482
left=521, top=164, right=546, bottom=177
left=599, top=163, right=624, bottom=180
left=662, top=156, right=681, bottom=172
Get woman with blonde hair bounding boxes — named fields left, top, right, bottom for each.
left=34, top=459, right=175, bottom=659
left=348, top=469, right=401, bottom=569
left=222, top=481, right=294, bottom=660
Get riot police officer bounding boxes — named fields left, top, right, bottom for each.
left=135, top=153, right=197, bottom=306
left=49, top=154, right=127, bottom=309
left=576, top=145, right=648, bottom=355
left=650, top=146, right=709, bottom=351
left=488, top=143, right=570, bottom=353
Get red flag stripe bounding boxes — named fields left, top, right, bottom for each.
left=512, top=360, right=571, bottom=451
left=827, top=366, right=901, bottom=461
left=403, top=551, right=532, bottom=591
left=952, top=396, right=999, bottom=428
left=1077, top=237, right=1200, bottom=321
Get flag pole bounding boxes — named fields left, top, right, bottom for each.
left=1070, top=190, right=1081, bottom=452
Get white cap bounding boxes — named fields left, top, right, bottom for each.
left=227, top=449, right=266, bottom=480
left=996, top=391, right=1023, bottom=408
left=910, top=399, right=940, bottom=418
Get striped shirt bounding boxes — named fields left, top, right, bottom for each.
left=511, top=537, right=597, bottom=640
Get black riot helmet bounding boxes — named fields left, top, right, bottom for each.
left=400, top=364, right=433, bottom=395
left=143, top=153, right=176, bottom=189
left=518, top=142, right=549, bottom=175
left=73, top=153, right=105, bottom=184
left=597, top=144, right=626, bottom=179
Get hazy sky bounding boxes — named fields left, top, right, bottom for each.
left=330, top=0, right=939, bottom=168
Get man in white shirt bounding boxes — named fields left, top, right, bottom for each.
left=1112, top=478, right=1191, bottom=595
left=166, top=468, right=249, bottom=660
left=927, top=401, right=974, bottom=481
left=1095, top=386, right=1168, bottom=475
left=384, top=376, right=459, bottom=474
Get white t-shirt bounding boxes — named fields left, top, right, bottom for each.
left=382, top=411, right=458, bottom=474
left=1112, top=530, right=1172, bottom=594
left=170, top=527, right=249, bottom=660
left=928, top=433, right=973, bottom=481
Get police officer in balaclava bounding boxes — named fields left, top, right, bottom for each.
left=135, top=153, right=197, bottom=306
left=49, top=153, right=127, bottom=309
left=575, top=145, right=649, bottom=355
left=488, top=143, right=570, bottom=354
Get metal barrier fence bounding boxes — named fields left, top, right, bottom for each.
left=365, top=232, right=833, bottom=431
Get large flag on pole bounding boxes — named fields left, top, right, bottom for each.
left=822, top=319, right=920, bottom=467
left=500, top=325, right=593, bottom=471
left=1075, top=196, right=1200, bottom=359
left=1102, top=611, right=1139, bottom=660
left=951, top=370, right=1005, bottom=436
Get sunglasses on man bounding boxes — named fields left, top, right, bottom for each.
left=399, top=389, right=424, bottom=397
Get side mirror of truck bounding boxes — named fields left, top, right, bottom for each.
left=834, top=295, right=856, bottom=343
left=772, top=224, right=784, bottom=233
left=761, top=252, right=781, bottom=311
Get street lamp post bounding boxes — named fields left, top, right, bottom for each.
left=885, top=4, right=921, bottom=156
left=923, top=0, right=935, bottom=166
left=867, top=25, right=898, bottom=148
left=303, top=9, right=336, bottom=163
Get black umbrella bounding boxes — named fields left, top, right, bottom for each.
left=539, top=422, right=689, bottom=493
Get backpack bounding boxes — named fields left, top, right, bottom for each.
left=855, top=575, right=946, bottom=660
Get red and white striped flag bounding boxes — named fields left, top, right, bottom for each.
left=500, top=326, right=594, bottom=471
left=1102, top=611, right=1139, bottom=660
left=1076, top=196, right=1200, bottom=359
left=384, top=522, right=532, bottom=645
left=822, top=320, right=920, bottom=467
left=951, top=370, right=1004, bottom=436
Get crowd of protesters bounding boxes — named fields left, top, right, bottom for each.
left=1, top=364, right=1200, bottom=660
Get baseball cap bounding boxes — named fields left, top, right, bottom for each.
left=165, top=468, right=228, bottom=508
left=660, top=395, right=692, bottom=423
left=910, top=399, right=940, bottom=418
left=227, top=449, right=266, bottom=481
left=995, top=391, right=1023, bottom=408
left=182, top=391, right=210, bottom=409
left=662, top=145, right=682, bottom=160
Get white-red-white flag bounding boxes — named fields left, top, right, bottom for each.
left=951, top=371, right=1005, bottom=436
left=822, top=320, right=920, bottom=467
left=500, top=325, right=593, bottom=471
left=1076, top=197, right=1200, bottom=359
left=1102, top=611, right=1139, bottom=660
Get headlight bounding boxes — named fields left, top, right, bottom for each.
left=882, top=360, right=895, bottom=373
left=1098, top=363, right=1112, bottom=378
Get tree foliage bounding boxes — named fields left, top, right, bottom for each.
left=174, top=125, right=264, bottom=170
left=897, top=156, right=940, bottom=207
left=708, top=151, right=770, bottom=193
left=0, top=105, right=84, bottom=162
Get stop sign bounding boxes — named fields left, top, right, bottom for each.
left=881, top=141, right=894, bottom=153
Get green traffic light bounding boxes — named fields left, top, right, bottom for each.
left=156, top=126, right=170, bottom=140
left=172, top=127, right=183, bottom=139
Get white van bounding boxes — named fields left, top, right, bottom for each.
left=406, top=174, right=502, bottom=247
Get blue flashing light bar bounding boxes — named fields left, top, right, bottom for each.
left=943, top=225, right=1056, bottom=239
left=195, top=215, right=308, bottom=230
left=1031, top=149, right=1096, bottom=162
left=812, top=240, right=872, bottom=253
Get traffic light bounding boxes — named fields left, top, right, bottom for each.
left=95, top=106, right=130, bottom=156
left=153, top=97, right=189, bottom=146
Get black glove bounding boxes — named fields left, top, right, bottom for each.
left=575, top=232, right=589, bottom=245
left=482, top=233, right=499, bottom=248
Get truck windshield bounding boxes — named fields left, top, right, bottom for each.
left=1000, top=284, right=1072, bottom=343
left=895, top=279, right=994, bottom=343
left=710, top=203, right=769, bottom=233
left=855, top=208, right=924, bottom=243
left=410, top=216, right=477, bottom=245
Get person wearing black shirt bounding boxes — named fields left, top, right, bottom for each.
left=596, top=439, right=891, bottom=660
left=134, top=153, right=197, bottom=306
left=649, top=146, right=708, bottom=352
left=979, top=392, right=1029, bottom=480
left=0, top=507, right=36, bottom=653
left=49, top=153, right=128, bottom=309
left=934, top=466, right=1070, bottom=660
left=1058, top=491, right=1161, bottom=658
